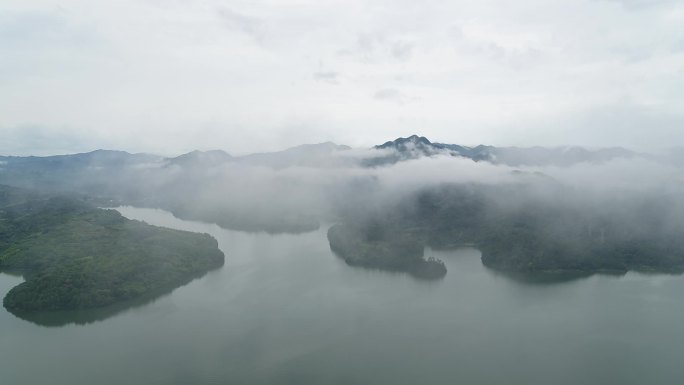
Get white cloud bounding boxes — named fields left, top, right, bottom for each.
left=1, top=0, right=683, bottom=155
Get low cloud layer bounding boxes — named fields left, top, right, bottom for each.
left=138, top=148, right=684, bottom=226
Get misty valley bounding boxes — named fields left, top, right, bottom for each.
left=2, top=136, right=684, bottom=384
left=6, top=0, right=684, bottom=382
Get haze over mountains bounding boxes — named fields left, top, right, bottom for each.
left=0, top=135, right=681, bottom=241
left=0, top=135, right=668, bottom=172
left=4, top=0, right=684, bottom=382
left=370, top=135, right=643, bottom=167
left=2, top=134, right=684, bottom=282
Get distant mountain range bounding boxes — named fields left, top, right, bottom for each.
left=1, top=135, right=667, bottom=172
left=0, top=149, right=159, bottom=172
left=163, top=142, right=352, bottom=169
left=0, top=135, right=677, bottom=214
left=165, top=149, right=232, bottom=169
left=369, top=135, right=640, bottom=167
left=1, top=135, right=683, bottom=275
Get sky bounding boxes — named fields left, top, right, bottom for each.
left=1, top=0, right=683, bottom=156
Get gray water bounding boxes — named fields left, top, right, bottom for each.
left=2, top=206, right=684, bottom=385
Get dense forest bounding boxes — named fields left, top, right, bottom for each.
left=330, top=181, right=684, bottom=278
left=327, top=223, right=446, bottom=279
left=0, top=185, right=224, bottom=313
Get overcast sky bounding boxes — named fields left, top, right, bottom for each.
left=1, top=0, right=683, bottom=156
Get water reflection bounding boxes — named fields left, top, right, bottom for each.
left=2, top=207, right=684, bottom=385
left=485, top=269, right=595, bottom=285
left=5, top=268, right=222, bottom=327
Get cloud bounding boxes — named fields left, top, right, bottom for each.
left=374, top=88, right=402, bottom=100
left=1, top=0, right=683, bottom=154
left=313, top=71, right=339, bottom=84
left=598, top=0, right=680, bottom=9
left=390, top=40, right=414, bottom=60
left=373, top=88, right=408, bottom=104
left=339, top=33, right=416, bottom=63
left=373, top=88, right=419, bottom=105
left=216, top=8, right=264, bottom=43
left=502, top=99, right=684, bottom=150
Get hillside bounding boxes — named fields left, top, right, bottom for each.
left=0, top=185, right=224, bottom=313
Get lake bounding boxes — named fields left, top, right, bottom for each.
left=1, top=206, right=684, bottom=384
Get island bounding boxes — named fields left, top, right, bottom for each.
left=327, top=223, right=446, bottom=280
left=0, top=185, right=224, bottom=314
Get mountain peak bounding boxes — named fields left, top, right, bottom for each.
left=407, top=134, right=431, bottom=143
left=166, top=149, right=232, bottom=168
left=369, top=135, right=640, bottom=167
left=376, top=135, right=432, bottom=150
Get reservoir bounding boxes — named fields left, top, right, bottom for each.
left=1, top=206, right=683, bottom=384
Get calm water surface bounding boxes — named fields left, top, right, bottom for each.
left=1, top=206, right=684, bottom=384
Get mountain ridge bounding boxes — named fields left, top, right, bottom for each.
left=370, top=135, right=640, bottom=167
left=0, top=138, right=650, bottom=168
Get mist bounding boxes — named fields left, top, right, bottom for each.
left=4, top=136, right=684, bottom=282
left=4, top=1, right=684, bottom=383
left=3, top=141, right=682, bottom=233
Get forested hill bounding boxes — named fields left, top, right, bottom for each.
left=329, top=182, right=684, bottom=279
left=0, top=185, right=224, bottom=316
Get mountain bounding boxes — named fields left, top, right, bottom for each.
left=236, top=142, right=352, bottom=168
left=376, top=135, right=436, bottom=153
left=371, top=134, right=482, bottom=162
left=0, top=149, right=160, bottom=171
left=156, top=142, right=353, bottom=170
left=368, top=135, right=638, bottom=167
left=0, top=138, right=655, bottom=236
left=165, top=150, right=233, bottom=169
left=0, top=150, right=163, bottom=197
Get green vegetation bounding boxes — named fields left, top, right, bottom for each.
left=327, top=223, right=446, bottom=280
left=331, top=183, right=684, bottom=278
left=0, top=185, right=224, bottom=313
